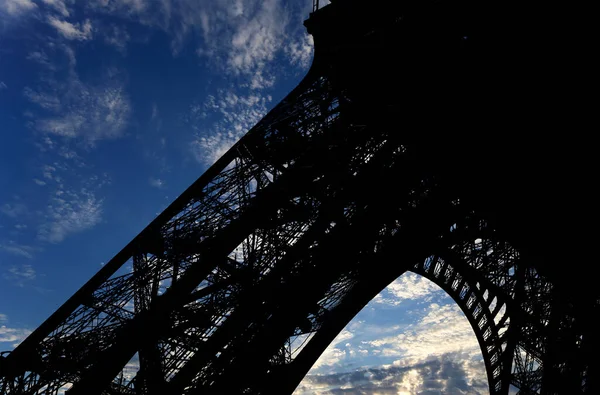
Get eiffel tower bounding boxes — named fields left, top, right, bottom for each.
left=1, top=0, right=597, bottom=394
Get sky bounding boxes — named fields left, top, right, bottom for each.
left=0, top=0, right=487, bottom=393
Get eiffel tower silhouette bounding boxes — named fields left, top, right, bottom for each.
left=1, top=0, right=597, bottom=394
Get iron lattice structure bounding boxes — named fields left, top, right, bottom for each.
left=1, top=0, right=597, bottom=394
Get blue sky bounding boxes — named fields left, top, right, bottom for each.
left=0, top=0, right=487, bottom=393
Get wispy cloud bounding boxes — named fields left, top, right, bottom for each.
left=38, top=190, right=102, bottom=243
left=104, top=24, right=130, bottom=54
left=0, top=81, right=7, bottom=90
left=38, top=188, right=103, bottom=243
left=26, top=50, right=56, bottom=70
left=47, top=16, right=93, bottom=41
left=224, top=0, right=289, bottom=80
left=0, top=202, right=27, bottom=218
left=363, top=303, right=481, bottom=366
left=149, top=178, right=164, bottom=188
left=25, top=70, right=131, bottom=145
left=310, top=329, right=355, bottom=372
left=0, top=0, right=37, bottom=16
left=0, top=242, right=36, bottom=259
left=23, top=87, right=61, bottom=111
left=285, top=34, right=314, bottom=70
left=3, top=264, right=36, bottom=286
left=372, top=273, right=443, bottom=306
left=87, top=0, right=312, bottom=87
left=151, top=103, right=158, bottom=120
left=0, top=314, right=32, bottom=347
left=189, top=90, right=272, bottom=164
left=40, top=0, right=69, bottom=17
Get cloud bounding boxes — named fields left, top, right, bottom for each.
left=47, top=16, right=93, bottom=40
left=41, top=0, right=69, bottom=17
left=226, top=0, right=288, bottom=75
left=104, top=24, right=130, bottom=54
left=26, top=72, right=131, bottom=145
left=0, top=0, right=37, bottom=16
left=296, top=272, right=489, bottom=393
left=310, top=329, right=355, bottom=372
left=0, top=242, right=35, bottom=259
left=365, top=303, right=480, bottom=363
left=0, top=81, right=7, bottom=90
left=151, top=103, right=158, bottom=120
left=285, top=34, right=314, bottom=70
left=23, top=87, right=61, bottom=111
left=38, top=188, right=103, bottom=243
left=0, top=202, right=27, bottom=218
left=3, top=264, right=36, bottom=286
left=372, top=273, right=443, bottom=306
left=189, top=90, right=271, bottom=164
left=26, top=51, right=56, bottom=70
left=295, top=356, right=488, bottom=395
left=0, top=314, right=32, bottom=347
left=149, top=178, right=164, bottom=188
left=86, top=0, right=311, bottom=87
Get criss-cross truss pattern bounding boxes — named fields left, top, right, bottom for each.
left=0, top=1, right=595, bottom=394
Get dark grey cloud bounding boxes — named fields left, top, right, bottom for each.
left=295, top=354, right=488, bottom=394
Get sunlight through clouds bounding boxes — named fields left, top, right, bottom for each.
left=295, top=273, right=488, bottom=394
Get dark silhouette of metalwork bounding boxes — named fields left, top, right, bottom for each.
left=1, top=0, right=596, bottom=394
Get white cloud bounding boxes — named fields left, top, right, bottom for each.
left=0, top=0, right=37, bottom=16
left=366, top=303, right=480, bottom=364
left=0, top=326, right=32, bottom=344
left=26, top=75, right=131, bottom=145
left=0, top=202, right=27, bottom=218
left=104, top=24, right=130, bottom=54
left=41, top=0, right=69, bottom=17
left=297, top=298, right=487, bottom=393
left=0, top=81, right=7, bottom=90
left=0, top=242, right=35, bottom=259
left=373, top=273, right=443, bottom=306
left=0, top=314, right=32, bottom=347
left=23, top=87, right=61, bottom=111
left=86, top=0, right=310, bottom=87
left=47, top=16, right=93, bottom=41
left=3, top=264, right=36, bottom=287
left=286, top=34, right=314, bottom=69
left=90, top=0, right=148, bottom=15
left=151, top=103, right=158, bottom=120
left=26, top=51, right=56, bottom=70
left=190, top=90, right=271, bottom=165
left=149, top=178, right=164, bottom=188
left=296, top=272, right=488, bottom=394
left=33, top=178, right=47, bottom=186
left=226, top=0, right=288, bottom=75
left=38, top=188, right=103, bottom=243
left=310, top=329, right=355, bottom=372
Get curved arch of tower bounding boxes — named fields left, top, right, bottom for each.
left=0, top=0, right=596, bottom=394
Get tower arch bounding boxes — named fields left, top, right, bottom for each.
left=267, top=218, right=549, bottom=395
